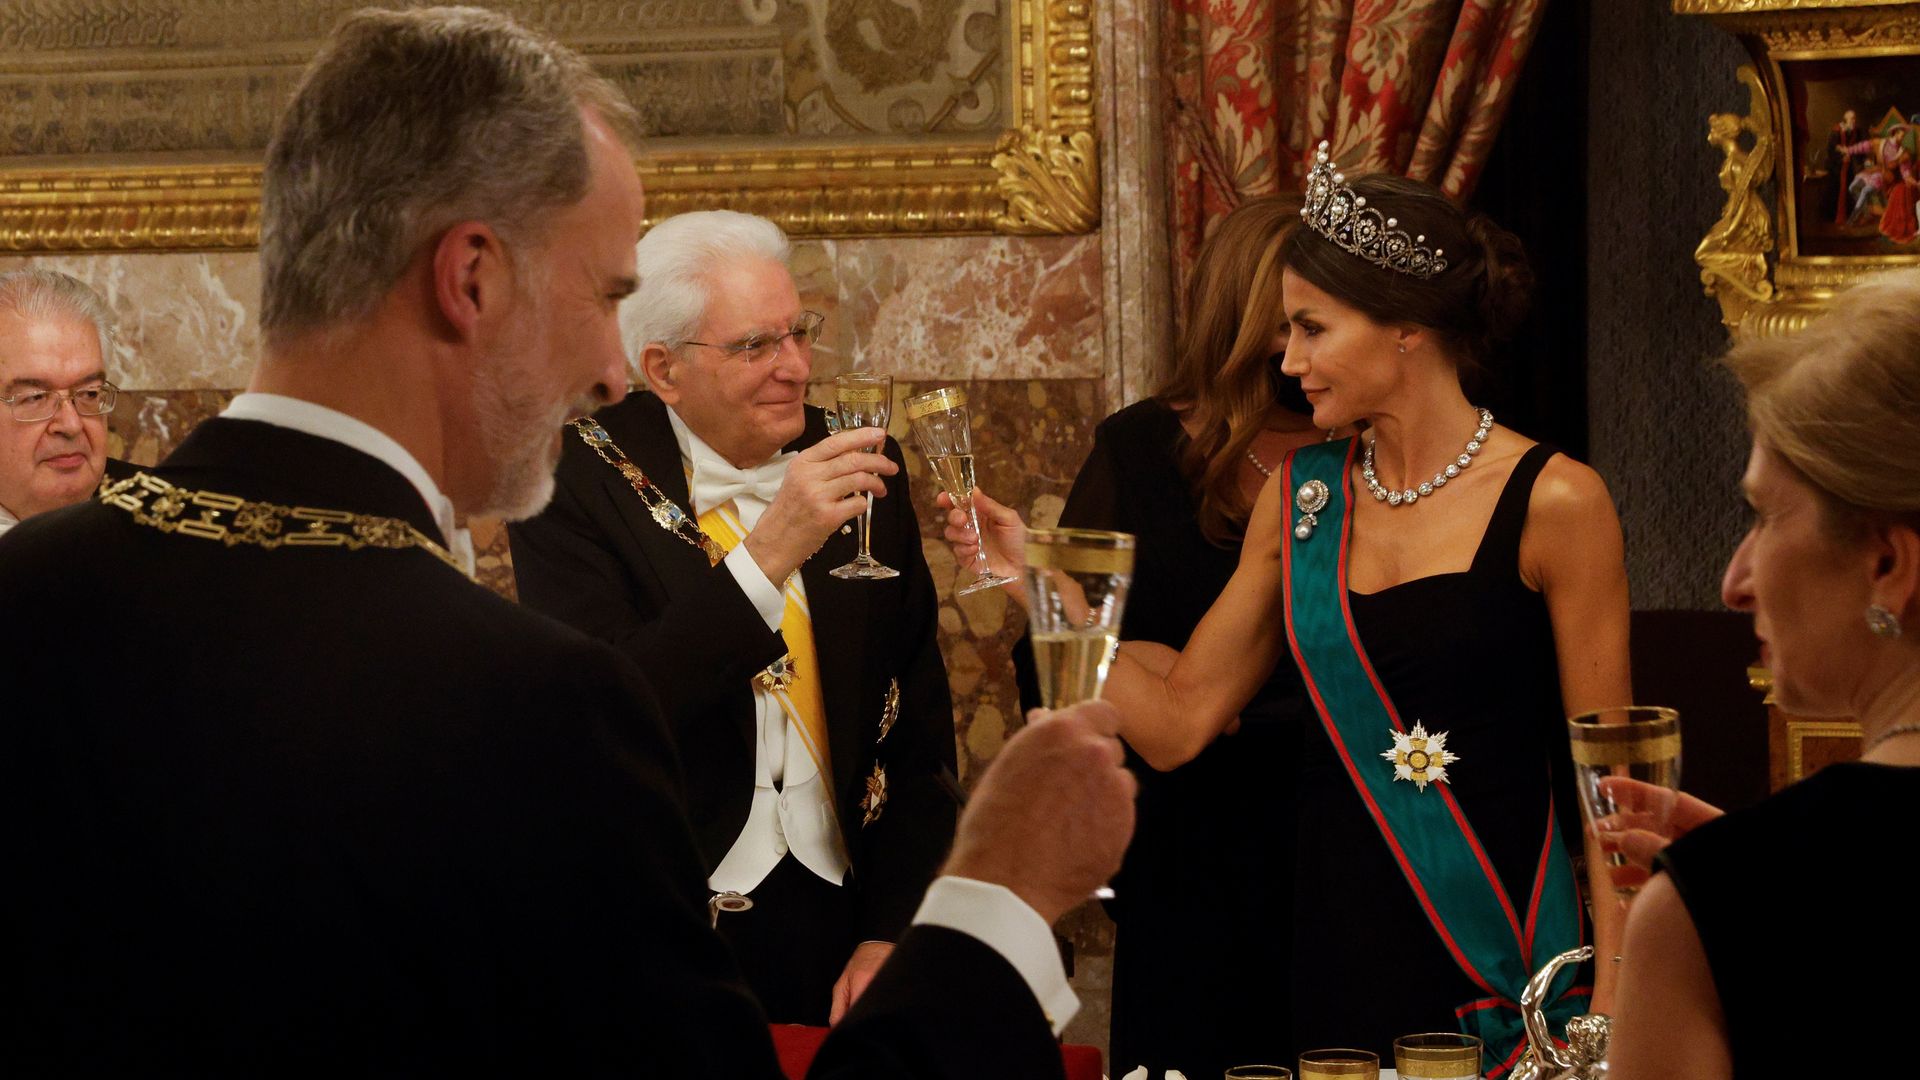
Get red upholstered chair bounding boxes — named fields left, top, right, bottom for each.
left=770, top=1024, right=1103, bottom=1080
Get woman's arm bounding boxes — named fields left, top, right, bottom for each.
left=1101, top=471, right=1293, bottom=770
left=1605, top=872, right=1732, bottom=1079
left=1525, top=455, right=1634, bottom=1011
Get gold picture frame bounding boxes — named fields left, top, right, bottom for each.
left=1676, top=0, right=1920, bottom=336
left=0, top=0, right=1098, bottom=252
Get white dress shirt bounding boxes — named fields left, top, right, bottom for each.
left=666, top=407, right=851, bottom=894
left=666, top=407, right=1075, bottom=1032
left=0, top=503, right=18, bottom=537
left=222, top=393, right=475, bottom=576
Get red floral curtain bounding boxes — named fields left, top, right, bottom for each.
left=1165, top=0, right=1547, bottom=320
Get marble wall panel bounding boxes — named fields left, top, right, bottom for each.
left=0, top=253, right=260, bottom=391
left=813, top=235, right=1106, bottom=383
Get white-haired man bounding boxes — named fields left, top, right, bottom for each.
left=0, top=8, right=1133, bottom=1076
left=510, top=210, right=956, bottom=1027
left=0, top=269, right=120, bottom=537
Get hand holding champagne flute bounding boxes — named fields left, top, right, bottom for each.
left=906, top=386, right=1017, bottom=596
left=1568, top=706, right=1682, bottom=899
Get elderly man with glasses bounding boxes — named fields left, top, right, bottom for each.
left=0, top=270, right=123, bottom=538
left=510, top=209, right=958, bottom=1028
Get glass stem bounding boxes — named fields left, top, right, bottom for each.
left=859, top=492, right=875, bottom=561
left=964, top=497, right=991, bottom=575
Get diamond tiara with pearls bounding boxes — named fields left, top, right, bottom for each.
left=1300, top=141, right=1449, bottom=280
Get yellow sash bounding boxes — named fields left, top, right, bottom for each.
left=696, top=502, right=833, bottom=785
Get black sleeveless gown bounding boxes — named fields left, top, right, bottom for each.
left=1288, top=443, right=1588, bottom=1063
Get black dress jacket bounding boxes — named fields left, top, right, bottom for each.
left=0, top=416, right=1053, bottom=1077
left=507, top=392, right=958, bottom=944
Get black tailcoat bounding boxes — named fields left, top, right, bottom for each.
left=508, top=392, right=958, bottom=944
left=0, top=416, right=1054, bottom=1078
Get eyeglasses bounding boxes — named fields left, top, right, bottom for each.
left=1, top=381, right=118, bottom=423
left=682, top=311, right=825, bottom=364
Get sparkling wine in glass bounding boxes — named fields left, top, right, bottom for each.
left=1568, top=705, right=1682, bottom=898
left=829, top=372, right=900, bottom=580
left=905, top=386, right=1018, bottom=597
left=1022, top=527, right=1134, bottom=708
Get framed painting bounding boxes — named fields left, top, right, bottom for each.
left=1676, top=0, right=1920, bottom=336
left=0, top=0, right=1098, bottom=252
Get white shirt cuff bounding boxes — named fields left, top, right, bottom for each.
left=911, top=876, right=1079, bottom=1035
left=722, top=543, right=786, bottom=631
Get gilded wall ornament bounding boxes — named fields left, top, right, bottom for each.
left=0, top=0, right=1099, bottom=250
left=1678, top=0, right=1920, bottom=338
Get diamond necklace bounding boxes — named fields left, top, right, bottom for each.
left=1362, top=408, right=1494, bottom=507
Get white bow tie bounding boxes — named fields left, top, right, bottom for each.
left=690, top=454, right=792, bottom=517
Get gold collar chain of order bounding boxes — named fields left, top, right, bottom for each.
left=97, top=471, right=470, bottom=579
left=569, top=418, right=728, bottom=566
left=568, top=418, right=794, bottom=692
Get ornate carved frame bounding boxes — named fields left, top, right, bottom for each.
left=1676, top=0, right=1920, bottom=336
left=0, top=0, right=1098, bottom=252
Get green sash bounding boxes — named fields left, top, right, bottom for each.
left=1280, top=438, right=1587, bottom=1075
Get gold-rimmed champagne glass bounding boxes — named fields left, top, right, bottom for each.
left=905, top=386, right=1017, bottom=597
left=1022, top=527, right=1134, bottom=708
left=829, top=372, right=900, bottom=580
left=1568, top=705, right=1682, bottom=898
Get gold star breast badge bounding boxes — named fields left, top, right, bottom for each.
left=1381, top=722, right=1459, bottom=792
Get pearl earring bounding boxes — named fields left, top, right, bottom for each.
left=1867, top=604, right=1903, bottom=639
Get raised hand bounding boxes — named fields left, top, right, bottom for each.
left=744, top=427, right=895, bottom=585
left=943, top=700, right=1137, bottom=925
left=935, top=488, right=1028, bottom=603
left=1594, top=777, right=1725, bottom=892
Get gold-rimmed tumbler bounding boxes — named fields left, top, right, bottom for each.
left=829, top=372, right=899, bottom=580
left=1022, top=527, right=1134, bottom=708
left=1297, top=1049, right=1378, bottom=1080
left=905, top=386, right=1016, bottom=596
left=1568, top=705, right=1682, bottom=898
left=1223, top=1067, right=1294, bottom=1080
left=1393, top=1033, right=1482, bottom=1079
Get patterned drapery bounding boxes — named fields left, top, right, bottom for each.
left=1164, top=0, right=1548, bottom=320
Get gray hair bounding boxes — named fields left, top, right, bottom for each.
left=625, top=211, right=792, bottom=355
left=259, top=6, right=639, bottom=343
left=0, top=269, right=116, bottom=368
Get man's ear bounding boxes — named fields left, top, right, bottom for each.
left=639, top=342, right=683, bottom=405
left=431, top=222, right=509, bottom=342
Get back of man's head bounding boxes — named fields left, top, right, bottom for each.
left=259, top=5, right=638, bottom=345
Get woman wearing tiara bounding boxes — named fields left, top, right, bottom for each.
left=948, top=152, right=1629, bottom=1071
left=946, top=193, right=1333, bottom=1078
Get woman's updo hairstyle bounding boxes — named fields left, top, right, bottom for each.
left=1280, top=173, right=1532, bottom=369
left=1722, top=267, right=1920, bottom=539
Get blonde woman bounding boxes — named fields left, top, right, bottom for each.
left=1606, top=269, right=1920, bottom=1077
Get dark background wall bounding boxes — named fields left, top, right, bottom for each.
left=1587, top=1, right=1755, bottom=612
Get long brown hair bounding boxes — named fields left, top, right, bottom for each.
left=1158, top=193, right=1305, bottom=545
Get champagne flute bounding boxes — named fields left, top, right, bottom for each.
left=1567, top=705, right=1682, bottom=898
left=1024, top=526, right=1134, bottom=904
left=905, top=386, right=1017, bottom=596
left=1022, top=527, right=1134, bottom=708
left=829, top=372, right=900, bottom=580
